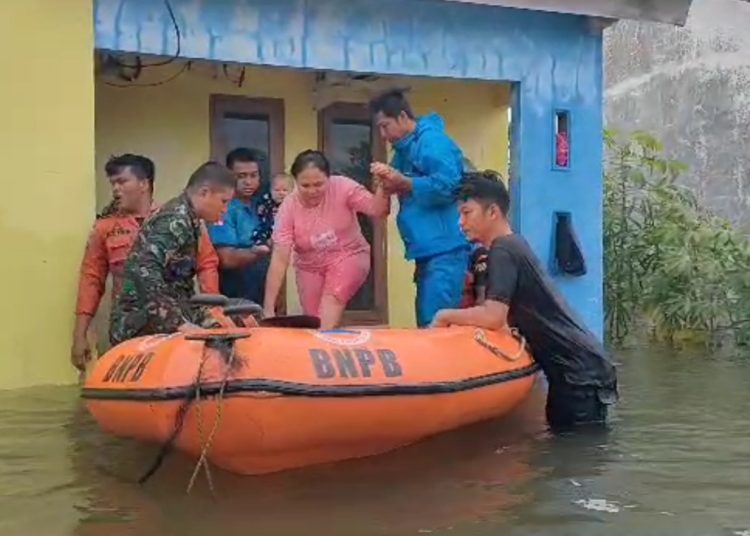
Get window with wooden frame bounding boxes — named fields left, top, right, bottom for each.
left=319, top=102, right=388, bottom=325
left=209, top=94, right=286, bottom=313
left=210, top=95, right=285, bottom=178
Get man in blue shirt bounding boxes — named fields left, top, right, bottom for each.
left=207, top=147, right=271, bottom=304
left=369, top=89, right=470, bottom=327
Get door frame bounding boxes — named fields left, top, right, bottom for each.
left=318, top=102, right=389, bottom=325
left=209, top=94, right=287, bottom=314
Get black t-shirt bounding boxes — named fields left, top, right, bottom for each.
left=485, top=234, right=617, bottom=389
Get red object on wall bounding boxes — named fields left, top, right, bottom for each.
left=556, top=132, right=569, bottom=167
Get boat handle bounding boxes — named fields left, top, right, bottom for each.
left=473, top=327, right=526, bottom=362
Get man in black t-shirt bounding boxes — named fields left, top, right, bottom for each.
left=432, top=172, right=618, bottom=431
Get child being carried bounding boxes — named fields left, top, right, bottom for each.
left=250, top=172, right=295, bottom=247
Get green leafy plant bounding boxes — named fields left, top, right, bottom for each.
left=604, top=129, right=750, bottom=348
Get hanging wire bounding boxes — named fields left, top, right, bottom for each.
left=111, top=0, right=181, bottom=70
left=100, top=0, right=188, bottom=88
left=222, top=64, right=246, bottom=87
left=101, top=61, right=191, bottom=89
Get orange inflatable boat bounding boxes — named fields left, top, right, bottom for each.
left=82, top=321, right=539, bottom=476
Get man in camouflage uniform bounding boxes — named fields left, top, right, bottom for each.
left=109, top=162, right=236, bottom=345
left=71, top=154, right=220, bottom=370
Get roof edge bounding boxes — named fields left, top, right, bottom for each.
left=438, top=0, right=694, bottom=26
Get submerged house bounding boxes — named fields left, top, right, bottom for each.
left=1, top=0, right=694, bottom=389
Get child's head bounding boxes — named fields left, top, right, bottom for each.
left=271, top=172, right=294, bottom=203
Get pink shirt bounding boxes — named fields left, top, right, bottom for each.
left=272, top=175, right=388, bottom=272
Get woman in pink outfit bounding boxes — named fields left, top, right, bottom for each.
left=263, top=150, right=390, bottom=329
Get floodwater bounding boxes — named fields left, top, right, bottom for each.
left=1, top=346, right=749, bottom=536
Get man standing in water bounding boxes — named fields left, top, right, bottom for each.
left=109, top=162, right=236, bottom=345
left=432, top=172, right=618, bottom=431
left=71, top=154, right=219, bottom=370
left=369, top=89, right=469, bottom=327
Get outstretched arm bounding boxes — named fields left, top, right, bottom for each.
left=433, top=244, right=517, bottom=329
left=432, top=300, right=509, bottom=329
left=263, top=245, right=292, bottom=317
left=346, top=177, right=391, bottom=218
left=263, top=198, right=295, bottom=316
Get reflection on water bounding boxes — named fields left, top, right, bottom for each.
left=1, top=346, right=749, bottom=535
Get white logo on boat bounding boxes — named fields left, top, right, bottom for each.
left=135, top=333, right=179, bottom=352
left=311, top=329, right=371, bottom=346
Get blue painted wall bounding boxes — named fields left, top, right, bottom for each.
left=94, top=0, right=605, bottom=338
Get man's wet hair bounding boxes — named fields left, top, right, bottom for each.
left=186, top=162, right=236, bottom=192
left=459, top=170, right=510, bottom=216
left=225, top=147, right=265, bottom=170
left=368, top=88, right=415, bottom=120
left=105, top=154, right=155, bottom=185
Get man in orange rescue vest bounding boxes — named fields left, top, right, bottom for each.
left=71, top=154, right=220, bottom=371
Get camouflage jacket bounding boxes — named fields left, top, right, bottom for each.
left=109, top=193, right=218, bottom=345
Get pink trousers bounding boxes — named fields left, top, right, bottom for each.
left=295, top=253, right=370, bottom=316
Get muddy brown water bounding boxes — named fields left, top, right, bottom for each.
left=1, top=346, right=749, bottom=536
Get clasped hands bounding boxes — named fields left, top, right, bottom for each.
left=370, top=162, right=411, bottom=194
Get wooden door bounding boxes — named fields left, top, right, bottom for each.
left=319, top=102, right=388, bottom=325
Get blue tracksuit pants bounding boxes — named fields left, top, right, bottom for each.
left=414, top=247, right=470, bottom=328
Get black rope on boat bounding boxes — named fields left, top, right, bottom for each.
left=137, top=335, right=247, bottom=486
left=137, top=394, right=195, bottom=484
left=137, top=357, right=207, bottom=485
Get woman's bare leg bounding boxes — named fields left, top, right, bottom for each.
left=318, top=293, right=346, bottom=330
left=296, top=269, right=325, bottom=317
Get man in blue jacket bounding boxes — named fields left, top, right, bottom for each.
left=369, top=89, right=470, bottom=327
